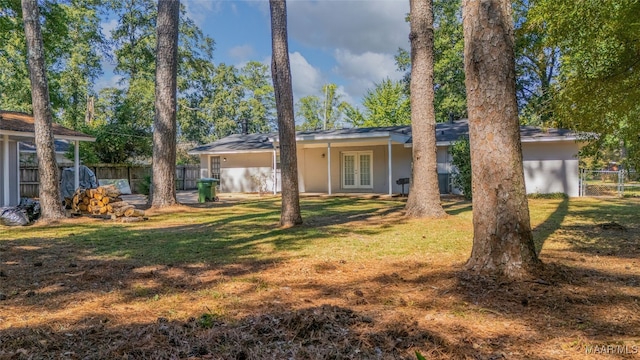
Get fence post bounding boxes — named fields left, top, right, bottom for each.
left=619, top=170, right=624, bottom=197
left=127, top=166, right=132, bottom=192
left=182, top=166, right=186, bottom=190
left=579, top=169, right=581, bottom=197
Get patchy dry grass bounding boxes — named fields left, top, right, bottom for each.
left=0, top=196, right=639, bottom=359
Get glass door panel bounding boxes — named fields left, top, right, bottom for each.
left=342, top=152, right=373, bottom=189
left=343, top=154, right=356, bottom=187
left=359, top=154, right=371, bottom=187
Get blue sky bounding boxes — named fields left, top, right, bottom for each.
left=100, top=0, right=410, bottom=107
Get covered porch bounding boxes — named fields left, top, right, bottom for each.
left=0, top=111, right=95, bottom=206
left=272, top=127, right=413, bottom=196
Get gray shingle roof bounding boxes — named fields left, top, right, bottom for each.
left=297, top=125, right=411, bottom=137
left=190, top=132, right=276, bottom=153
left=190, top=120, right=580, bottom=154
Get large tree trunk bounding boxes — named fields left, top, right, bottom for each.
left=150, top=0, right=179, bottom=208
left=405, top=0, right=447, bottom=218
left=22, top=0, right=65, bottom=220
left=269, top=0, right=302, bottom=227
left=462, top=0, right=541, bottom=278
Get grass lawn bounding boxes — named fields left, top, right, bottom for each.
left=1, top=196, right=639, bottom=359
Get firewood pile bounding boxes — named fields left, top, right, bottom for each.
left=66, top=185, right=145, bottom=221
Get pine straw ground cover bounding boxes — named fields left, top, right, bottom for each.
left=0, top=196, right=639, bottom=359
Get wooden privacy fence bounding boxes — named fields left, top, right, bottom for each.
left=19, top=164, right=199, bottom=198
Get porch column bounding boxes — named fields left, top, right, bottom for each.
left=74, top=140, right=80, bottom=190
left=272, top=148, right=277, bottom=195
left=327, top=142, right=332, bottom=195
left=3, top=134, right=9, bottom=206
left=388, top=139, right=392, bottom=196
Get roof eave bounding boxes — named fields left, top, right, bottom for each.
left=0, top=130, right=95, bottom=142
left=188, top=149, right=275, bottom=155
left=520, top=136, right=579, bottom=143
left=271, top=131, right=411, bottom=144
left=55, top=135, right=96, bottom=142
left=404, top=136, right=581, bottom=148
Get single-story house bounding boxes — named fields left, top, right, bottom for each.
left=189, top=120, right=583, bottom=197
left=0, top=110, right=96, bottom=206
left=20, top=139, right=74, bottom=165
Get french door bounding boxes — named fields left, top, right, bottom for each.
left=342, top=151, right=373, bottom=189
left=209, top=156, right=220, bottom=180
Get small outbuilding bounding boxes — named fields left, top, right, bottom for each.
left=0, top=110, right=96, bottom=206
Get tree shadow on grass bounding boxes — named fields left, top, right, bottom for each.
left=0, top=197, right=407, bottom=312
left=359, top=260, right=640, bottom=358
left=2, top=197, right=637, bottom=359
left=442, top=199, right=472, bottom=216
left=539, top=198, right=640, bottom=259
left=531, top=197, right=569, bottom=254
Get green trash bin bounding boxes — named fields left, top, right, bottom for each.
left=197, top=178, right=218, bottom=203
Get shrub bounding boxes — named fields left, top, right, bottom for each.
left=139, top=175, right=152, bottom=196
left=450, top=136, right=472, bottom=200
left=527, top=192, right=569, bottom=199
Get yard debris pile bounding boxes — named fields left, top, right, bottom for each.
left=0, top=305, right=450, bottom=359
left=595, top=221, right=628, bottom=231
left=0, top=198, right=41, bottom=226
left=1, top=207, right=29, bottom=226
left=67, top=185, right=145, bottom=221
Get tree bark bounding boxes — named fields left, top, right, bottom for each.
left=405, top=0, right=447, bottom=218
left=22, top=0, right=65, bottom=220
left=462, top=0, right=541, bottom=278
left=269, top=0, right=302, bottom=227
left=150, top=0, right=179, bottom=208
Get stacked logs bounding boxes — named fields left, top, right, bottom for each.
left=69, top=185, right=145, bottom=220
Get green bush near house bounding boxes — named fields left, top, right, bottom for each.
left=450, top=136, right=472, bottom=200
left=527, top=192, right=569, bottom=199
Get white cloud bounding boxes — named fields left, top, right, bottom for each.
left=229, top=2, right=238, bottom=15
left=183, top=0, right=223, bottom=27
left=287, top=0, right=410, bottom=54
left=333, top=49, right=403, bottom=100
left=335, top=85, right=355, bottom=107
left=94, top=73, right=124, bottom=91
left=100, top=18, right=118, bottom=41
left=288, top=52, right=324, bottom=100
left=228, top=44, right=255, bottom=61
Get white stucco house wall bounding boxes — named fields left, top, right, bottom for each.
left=0, top=110, right=95, bottom=206
left=189, top=120, right=583, bottom=197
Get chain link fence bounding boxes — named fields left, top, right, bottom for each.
left=580, top=169, right=640, bottom=197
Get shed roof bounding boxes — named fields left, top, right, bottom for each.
left=0, top=110, right=95, bottom=141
